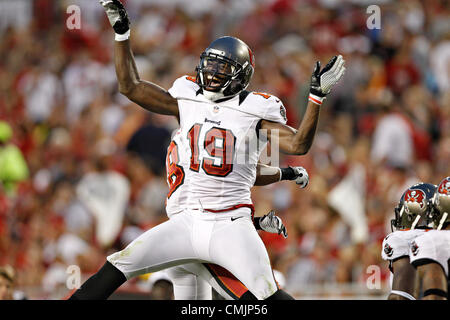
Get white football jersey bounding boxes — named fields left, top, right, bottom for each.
left=168, top=75, right=287, bottom=211
left=165, top=128, right=190, bottom=218
left=409, top=230, right=450, bottom=277
left=381, top=229, right=426, bottom=271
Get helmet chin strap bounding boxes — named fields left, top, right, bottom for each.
left=411, top=215, right=421, bottom=230
left=437, top=212, right=448, bottom=230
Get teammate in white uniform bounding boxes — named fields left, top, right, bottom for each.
left=381, top=183, right=437, bottom=300
left=409, top=177, right=450, bottom=300
left=70, top=0, right=345, bottom=300
left=165, top=129, right=309, bottom=300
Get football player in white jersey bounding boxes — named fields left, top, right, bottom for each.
left=409, top=177, right=450, bottom=300
left=70, top=0, right=345, bottom=300
left=165, top=129, right=308, bottom=300
left=381, top=183, right=437, bottom=300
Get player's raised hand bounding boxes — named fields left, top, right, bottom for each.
left=292, top=166, right=309, bottom=188
left=280, top=166, right=309, bottom=188
left=258, top=210, right=288, bottom=238
left=309, top=55, right=345, bottom=105
left=99, top=0, right=130, bottom=35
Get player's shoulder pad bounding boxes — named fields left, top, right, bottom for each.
left=408, top=230, right=440, bottom=263
left=381, top=231, right=414, bottom=261
left=168, top=75, right=200, bottom=99
left=244, top=91, right=287, bottom=124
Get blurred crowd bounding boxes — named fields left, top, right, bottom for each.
left=0, top=0, right=449, bottom=299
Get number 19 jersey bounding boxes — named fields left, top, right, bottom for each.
left=168, top=75, right=287, bottom=211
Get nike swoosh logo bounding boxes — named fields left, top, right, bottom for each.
left=231, top=216, right=244, bottom=222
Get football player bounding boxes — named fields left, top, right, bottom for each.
left=408, top=177, right=450, bottom=300
left=164, top=128, right=308, bottom=300
left=70, top=0, right=344, bottom=300
left=381, top=183, right=437, bottom=300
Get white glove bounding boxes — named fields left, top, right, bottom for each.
left=309, top=55, right=346, bottom=105
left=258, top=210, right=288, bottom=238
left=99, top=0, right=130, bottom=35
left=292, top=166, right=309, bottom=188
left=280, top=166, right=309, bottom=189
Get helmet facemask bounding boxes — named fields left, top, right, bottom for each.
left=195, top=37, right=255, bottom=102
left=197, top=52, right=247, bottom=101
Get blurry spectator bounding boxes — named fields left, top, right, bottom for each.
left=126, top=119, right=172, bottom=175
left=285, top=238, right=337, bottom=294
left=17, top=65, right=63, bottom=123
left=0, top=0, right=448, bottom=299
left=147, top=271, right=174, bottom=300
left=76, top=155, right=130, bottom=248
left=370, top=101, right=414, bottom=169
left=430, top=35, right=450, bottom=93
left=0, top=265, right=14, bottom=300
left=0, top=121, right=29, bottom=196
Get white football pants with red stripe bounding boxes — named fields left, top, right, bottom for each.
left=107, top=207, right=279, bottom=299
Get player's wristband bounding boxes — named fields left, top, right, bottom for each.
left=115, top=29, right=130, bottom=41
left=253, top=217, right=262, bottom=230
left=280, top=167, right=296, bottom=181
left=308, top=93, right=325, bottom=105
left=423, top=288, right=448, bottom=299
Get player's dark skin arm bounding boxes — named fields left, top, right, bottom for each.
left=417, top=263, right=447, bottom=300
left=388, top=257, right=418, bottom=300
left=114, top=39, right=179, bottom=117
left=261, top=101, right=320, bottom=155
left=254, top=164, right=280, bottom=186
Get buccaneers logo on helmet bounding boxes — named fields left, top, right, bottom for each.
left=404, top=189, right=427, bottom=215
left=438, top=177, right=450, bottom=195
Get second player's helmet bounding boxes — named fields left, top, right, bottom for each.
left=391, top=182, right=437, bottom=231
left=196, top=36, right=255, bottom=102
left=430, top=177, right=450, bottom=230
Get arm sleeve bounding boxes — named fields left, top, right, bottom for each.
left=262, top=97, right=287, bottom=125
left=381, top=233, right=410, bottom=261
left=168, top=75, right=199, bottom=99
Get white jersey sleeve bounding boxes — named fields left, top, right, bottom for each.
left=381, top=229, right=426, bottom=262
left=168, top=75, right=199, bottom=99
left=409, top=230, right=450, bottom=277
left=246, top=92, right=287, bottom=125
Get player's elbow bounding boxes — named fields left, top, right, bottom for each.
left=289, top=143, right=310, bottom=155
left=118, top=82, right=137, bottom=97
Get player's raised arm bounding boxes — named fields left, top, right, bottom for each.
left=100, top=0, right=179, bottom=117
left=261, top=55, right=345, bottom=155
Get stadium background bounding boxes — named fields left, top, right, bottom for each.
left=0, top=0, right=448, bottom=300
